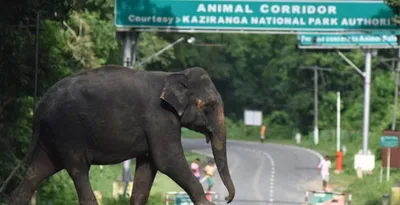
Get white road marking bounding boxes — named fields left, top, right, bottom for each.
left=262, top=150, right=275, bottom=205
left=232, top=147, right=276, bottom=205
left=252, top=153, right=266, bottom=201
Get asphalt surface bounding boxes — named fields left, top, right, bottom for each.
left=182, top=139, right=323, bottom=205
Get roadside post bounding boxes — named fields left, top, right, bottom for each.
left=380, top=135, right=399, bottom=182
left=299, top=65, right=332, bottom=145
left=336, top=91, right=343, bottom=173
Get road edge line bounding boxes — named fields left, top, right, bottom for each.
left=226, top=139, right=324, bottom=161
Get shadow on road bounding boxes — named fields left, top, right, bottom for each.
left=294, top=166, right=320, bottom=171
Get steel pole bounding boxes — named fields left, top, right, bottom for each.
left=123, top=32, right=132, bottom=68
left=122, top=31, right=132, bottom=197
left=314, top=68, right=319, bottom=145
left=131, top=32, right=140, bottom=67
left=362, top=50, right=372, bottom=154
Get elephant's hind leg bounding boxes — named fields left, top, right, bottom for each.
left=8, top=146, right=63, bottom=205
left=147, top=134, right=214, bottom=205
left=64, top=152, right=98, bottom=205
left=130, top=154, right=157, bottom=205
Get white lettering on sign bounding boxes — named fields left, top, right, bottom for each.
left=302, top=34, right=398, bottom=44
left=259, top=4, right=336, bottom=15
left=182, top=15, right=248, bottom=24
left=197, top=4, right=254, bottom=13
left=341, top=18, right=392, bottom=26
left=251, top=17, right=306, bottom=25
left=128, top=15, right=175, bottom=24
left=308, top=18, right=338, bottom=26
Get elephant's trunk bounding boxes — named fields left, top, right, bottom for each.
left=210, top=107, right=235, bottom=203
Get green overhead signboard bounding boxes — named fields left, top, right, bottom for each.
left=380, top=135, right=399, bottom=148
left=114, top=0, right=399, bottom=33
left=297, top=32, right=400, bottom=49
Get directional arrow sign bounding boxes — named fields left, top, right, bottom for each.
left=380, top=136, right=399, bottom=148
left=297, top=32, right=400, bottom=49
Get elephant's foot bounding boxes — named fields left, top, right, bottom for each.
left=195, top=202, right=216, bottom=205
left=194, top=198, right=216, bottom=205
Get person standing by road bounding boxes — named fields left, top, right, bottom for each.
left=260, top=124, right=266, bottom=144
left=318, top=155, right=331, bottom=192
left=191, top=158, right=201, bottom=181
left=202, top=160, right=215, bottom=192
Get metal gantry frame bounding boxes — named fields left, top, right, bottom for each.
left=336, top=48, right=377, bottom=155
left=335, top=41, right=400, bottom=179
left=296, top=30, right=400, bottom=174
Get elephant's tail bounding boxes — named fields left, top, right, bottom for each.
left=0, top=121, right=41, bottom=193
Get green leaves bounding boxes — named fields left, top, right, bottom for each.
left=385, top=0, right=400, bottom=24
left=136, top=32, right=177, bottom=70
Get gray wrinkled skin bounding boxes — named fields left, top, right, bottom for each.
left=7, top=65, right=235, bottom=205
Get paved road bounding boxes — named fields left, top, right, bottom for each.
left=182, top=139, right=323, bottom=205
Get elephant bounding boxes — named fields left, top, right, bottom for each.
left=1, top=65, right=235, bottom=205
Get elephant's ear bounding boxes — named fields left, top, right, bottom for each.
left=160, top=74, right=189, bottom=116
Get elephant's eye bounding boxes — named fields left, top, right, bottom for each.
left=204, top=105, right=213, bottom=115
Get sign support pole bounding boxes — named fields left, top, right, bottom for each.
left=121, top=30, right=134, bottom=197
left=131, top=31, right=140, bottom=66
left=362, top=49, right=373, bottom=155
left=380, top=134, right=399, bottom=182
left=336, top=49, right=376, bottom=172
left=123, top=31, right=132, bottom=68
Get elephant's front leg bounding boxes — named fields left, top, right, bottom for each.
left=130, top=154, right=157, bottom=205
left=148, top=133, right=214, bottom=205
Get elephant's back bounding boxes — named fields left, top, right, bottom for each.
left=35, top=65, right=151, bottom=123
left=32, top=65, right=154, bottom=162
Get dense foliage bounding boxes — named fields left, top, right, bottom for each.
left=1, top=0, right=400, bottom=204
